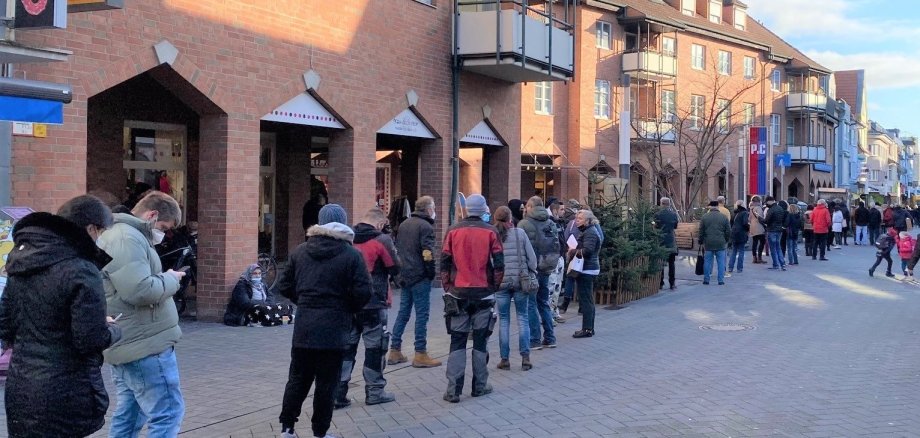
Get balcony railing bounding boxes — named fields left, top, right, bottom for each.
left=786, top=92, right=828, bottom=113
left=456, top=0, right=576, bottom=83
left=631, top=118, right=675, bottom=143
left=622, top=51, right=677, bottom=80
left=788, top=144, right=827, bottom=163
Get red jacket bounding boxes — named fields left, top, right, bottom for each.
left=440, top=217, right=504, bottom=300
left=811, top=204, right=832, bottom=234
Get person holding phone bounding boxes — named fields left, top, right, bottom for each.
left=0, top=195, right=122, bottom=437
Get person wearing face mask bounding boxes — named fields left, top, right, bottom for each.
left=0, top=195, right=121, bottom=437
left=223, top=264, right=293, bottom=327
left=97, top=190, right=187, bottom=437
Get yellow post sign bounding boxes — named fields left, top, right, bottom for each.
left=68, top=0, right=124, bottom=13
left=33, top=124, right=48, bottom=138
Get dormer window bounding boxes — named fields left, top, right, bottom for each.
left=681, top=0, right=695, bottom=16
left=709, top=0, right=722, bottom=23
left=734, top=8, right=747, bottom=30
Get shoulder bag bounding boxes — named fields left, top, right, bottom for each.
left=515, top=229, right=539, bottom=294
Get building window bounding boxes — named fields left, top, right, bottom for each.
left=819, top=75, right=829, bottom=94
left=691, top=44, right=705, bottom=70
left=870, top=170, right=880, bottom=181
left=682, top=0, right=695, bottom=16
left=709, top=0, right=722, bottom=23
left=743, top=56, right=755, bottom=79
left=734, top=8, right=747, bottom=30
left=662, top=37, right=676, bottom=57
left=661, top=89, right=676, bottom=122
left=690, top=95, right=705, bottom=130
left=535, top=82, right=552, bottom=114
left=770, top=114, right=781, bottom=146
left=596, top=21, right=612, bottom=50
left=771, top=69, right=782, bottom=92
left=717, top=99, right=730, bottom=133
left=625, top=33, right=638, bottom=51
left=870, top=144, right=879, bottom=156
left=718, top=51, right=731, bottom=75
left=786, top=119, right=795, bottom=145
left=743, top=103, right=755, bottom=126
left=594, top=80, right=611, bottom=119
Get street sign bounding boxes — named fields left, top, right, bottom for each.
left=775, top=153, right=792, bottom=168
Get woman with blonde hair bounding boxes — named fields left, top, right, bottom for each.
left=571, top=209, right=602, bottom=338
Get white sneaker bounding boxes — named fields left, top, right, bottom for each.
left=281, top=431, right=299, bottom=438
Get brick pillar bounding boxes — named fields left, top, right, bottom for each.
left=195, top=114, right=260, bottom=321
left=419, top=138, right=450, bottom=244
left=327, top=129, right=376, bottom=224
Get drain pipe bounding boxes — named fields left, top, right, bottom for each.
left=448, top=0, right=460, bottom=226
left=1, top=6, right=13, bottom=205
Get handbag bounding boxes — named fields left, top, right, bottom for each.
left=514, top=229, right=539, bottom=293
left=567, top=249, right=584, bottom=278
left=695, top=246, right=705, bottom=276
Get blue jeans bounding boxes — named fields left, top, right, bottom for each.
left=786, top=237, right=799, bottom=264
left=728, top=240, right=746, bottom=272
left=703, top=249, right=726, bottom=284
left=109, top=347, right=184, bottom=438
left=390, top=280, right=431, bottom=353
left=528, top=272, right=555, bottom=344
left=767, top=232, right=786, bottom=268
left=495, top=289, right=530, bottom=359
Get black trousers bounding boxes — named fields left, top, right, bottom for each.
left=871, top=252, right=893, bottom=274
left=812, top=233, right=828, bottom=259
left=660, top=253, right=676, bottom=288
left=803, top=230, right=814, bottom=256
left=752, top=235, right=766, bottom=259
left=780, top=229, right=788, bottom=255
left=280, top=347, right=343, bottom=437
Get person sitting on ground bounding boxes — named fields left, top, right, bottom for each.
left=224, top=264, right=293, bottom=327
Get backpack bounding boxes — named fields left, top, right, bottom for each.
left=533, top=220, right=561, bottom=272
left=875, top=234, right=892, bottom=251
left=897, top=236, right=915, bottom=256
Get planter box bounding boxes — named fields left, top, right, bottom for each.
left=582, top=256, right=663, bottom=307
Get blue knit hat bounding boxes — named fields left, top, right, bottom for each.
left=318, top=204, right=347, bottom=225
left=466, top=194, right=488, bottom=217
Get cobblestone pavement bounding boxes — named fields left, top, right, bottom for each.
left=3, top=243, right=920, bottom=437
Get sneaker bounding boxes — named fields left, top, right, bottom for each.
left=781, top=266, right=787, bottom=271
left=521, top=356, right=533, bottom=371
left=541, top=340, right=557, bottom=348
left=718, top=282, right=725, bottom=285
left=333, top=397, right=351, bottom=410
left=530, top=342, right=543, bottom=351
left=366, top=392, right=396, bottom=406
left=471, top=384, right=493, bottom=397
left=725, top=273, right=732, bottom=278
left=280, top=429, right=300, bottom=438
left=702, top=281, right=710, bottom=285
left=553, top=315, right=566, bottom=324
left=886, top=272, right=896, bottom=278
left=572, top=329, right=594, bottom=338
left=443, top=392, right=460, bottom=403
left=727, top=269, right=733, bottom=273
left=497, top=359, right=510, bottom=370
left=869, top=269, right=875, bottom=277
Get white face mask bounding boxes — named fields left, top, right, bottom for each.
left=430, top=210, right=436, bottom=221
left=151, top=229, right=166, bottom=245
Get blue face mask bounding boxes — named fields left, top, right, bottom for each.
left=250, top=277, right=262, bottom=286
left=481, top=213, right=491, bottom=223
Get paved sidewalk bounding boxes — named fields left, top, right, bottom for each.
left=2, top=243, right=920, bottom=437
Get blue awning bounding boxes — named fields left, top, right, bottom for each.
left=0, top=95, right=63, bottom=124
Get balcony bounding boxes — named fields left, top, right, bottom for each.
left=786, top=92, right=828, bottom=113
left=457, top=1, right=575, bottom=83
left=631, top=118, right=675, bottom=143
left=788, top=144, right=827, bottom=163
left=622, top=51, right=677, bottom=81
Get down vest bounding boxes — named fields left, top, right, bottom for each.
left=0, top=212, right=121, bottom=437
left=499, top=226, right=537, bottom=291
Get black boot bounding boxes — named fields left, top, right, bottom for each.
left=333, top=383, right=351, bottom=409
left=559, top=297, right=571, bottom=314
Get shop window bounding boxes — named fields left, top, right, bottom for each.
left=123, top=121, right=187, bottom=220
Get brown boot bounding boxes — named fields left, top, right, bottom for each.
left=386, top=349, right=407, bottom=365
left=412, top=351, right=442, bottom=368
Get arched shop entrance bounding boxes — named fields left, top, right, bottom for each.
left=459, top=119, right=508, bottom=205
left=376, top=107, right=439, bottom=230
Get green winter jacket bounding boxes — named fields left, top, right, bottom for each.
left=698, top=209, right=731, bottom=251
left=99, top=214, right=181, bottom=365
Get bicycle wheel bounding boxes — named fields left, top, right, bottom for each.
left=257, top=253, right=278, bottom=290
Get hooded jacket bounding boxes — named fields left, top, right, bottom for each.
left=394, top=212, right=435, bottom=288
left=517, top=206, right=560, bottom=272
left=277, top=223, right=371, bottom=350
left=223, top=264, right=277, bottom=326
left=0, top=212, right=121, bottom=437
left=748, top=201, right=766, bottom=236
left=811, top=204, right=832, bottom=234
left=353, top=223, right=400, bottom=309
left=440, top=216, right=505, bottom=300
left=99, top=213, right=181, bottom=365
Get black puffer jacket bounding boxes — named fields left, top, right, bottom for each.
left=0, top=212, right=121, bottom=437
left=277, top=223, right=372, bottom=350
left=764, top=203, right=788, bottom=232
left=576, top=224, right=601, bottom=273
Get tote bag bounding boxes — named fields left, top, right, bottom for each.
left=695, top=246, right=705, bottom=276
left=567, top=250, right=584, bottom=278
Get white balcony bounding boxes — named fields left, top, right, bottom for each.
left=786, top=92, right=828, bottom=113
left=457, top=5, right=575, bottom=83
left=622, top=51, right=677, bottom=81
left=788, top=144, right=827, bottom=163
left=631, top=119, right=675, bottom=143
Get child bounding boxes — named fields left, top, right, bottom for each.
left=870, top=228, right=897, bottom=278
left=897, top=231, right=916, bottom=278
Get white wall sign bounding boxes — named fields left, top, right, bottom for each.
left=12, top=122, right=33, bottom=136
left=461, top=120, right=503, bottom=146
left=378, top=108, right=435, bottom=139
left=262, top=93, right=345, bottom=129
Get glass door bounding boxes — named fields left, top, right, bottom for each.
left=123, top=121, right=187, bottom=221
left=259, top=132, right=277, bottom=255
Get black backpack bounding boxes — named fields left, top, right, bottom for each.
left=875, top=234, right=892, bottom=251
left=533, top=220, right=561, bottom=272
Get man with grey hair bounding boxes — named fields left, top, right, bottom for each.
left=716, top=196, right=731, bottom=222
left=655, top=197, right=679, bottom=290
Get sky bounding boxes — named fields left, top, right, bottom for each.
left=744, top=0, right=919, bottom=136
